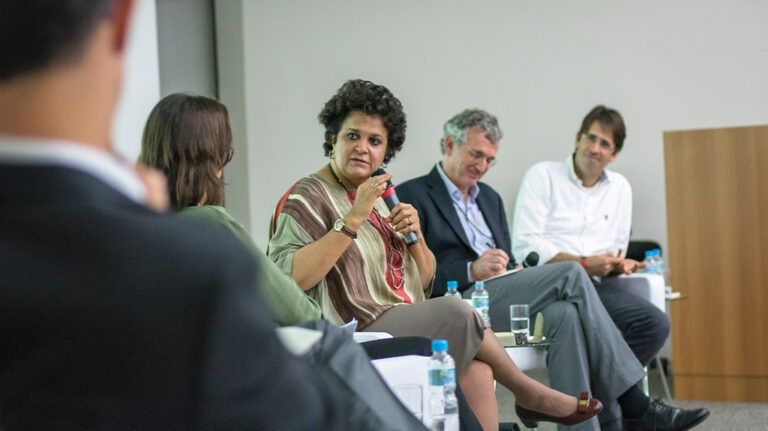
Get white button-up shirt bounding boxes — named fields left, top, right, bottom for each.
left=511, top=156, right=632, bottom=264
left=435, top=162, right=496, bottom=280
left=435, top=162, right=496, bottom=255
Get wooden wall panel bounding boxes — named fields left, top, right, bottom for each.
left=674, top=376, right=768, bottom=402
left=664, top=125, right=768, bottom=402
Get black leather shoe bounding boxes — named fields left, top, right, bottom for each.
left=623, top=398, right=710, bottom=431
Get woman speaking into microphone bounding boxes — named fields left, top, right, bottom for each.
left=267, top=79, right=601, bottom=430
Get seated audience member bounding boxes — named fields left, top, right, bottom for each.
left=267, top=79, right=604, bottom=431
left=138, top=93, right=436, bottom=430
left=138, top=93, right=320, bottom=326
left=0, top=2, right=412, bottom=429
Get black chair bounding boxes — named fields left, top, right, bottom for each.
left=626, top=239, right=662, bottom=262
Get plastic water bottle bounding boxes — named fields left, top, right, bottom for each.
left=642, top=250, right=656, bottom=274
left=649, top=249, right=664, bottom=275
left=444, top=280, right=461, bottom=298
left=470, top=281, right=490, bottom=326
left=428, top=339, right=459, bottom=431
left=653, top=249, right=665, bottom=276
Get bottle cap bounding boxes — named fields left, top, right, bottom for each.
left=474, top=280, right=485, bottom=288
left=645, top=250, right=653, bottom=258
left=447, top=280, right=458, bottom=289
left=431, top=339, right=448, bottom=352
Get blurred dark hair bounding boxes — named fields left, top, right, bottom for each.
left=318, top=79, right=407, bottom=164
left=0, top=0, right=117, bottom=81
left=578, top=105, right=626, bottom=152
left=139, top=93, right=233, bottom=210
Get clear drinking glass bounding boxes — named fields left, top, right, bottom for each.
left=509, top=304, right=530, bottom=337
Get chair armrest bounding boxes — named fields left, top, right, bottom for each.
left=372, top=355, right=430, bottom=425
left=353, top=332, right=394, bottom=343
left=506, top=346, right=548, bottom=371
left=601, top=273, right=666, bottom=312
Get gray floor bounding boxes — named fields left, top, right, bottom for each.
left=497, top=366, right=768, bottom=430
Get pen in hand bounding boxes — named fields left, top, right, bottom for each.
left=485, top=242, right=514, bottom=270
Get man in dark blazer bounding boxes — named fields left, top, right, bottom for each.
left=397, top=109, right=709, bottom=431
left=0, top=1, right=424, bottom=430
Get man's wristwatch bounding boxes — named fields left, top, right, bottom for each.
left=333, top=218, right=357, bottom=239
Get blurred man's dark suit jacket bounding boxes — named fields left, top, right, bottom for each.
left=0, top=163, right=357, bottom=430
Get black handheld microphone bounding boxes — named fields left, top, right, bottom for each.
left=522, top=251, right=540, bottom=268
left=372, top=168, right=418, bottom=245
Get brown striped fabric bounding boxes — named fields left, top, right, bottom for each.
left=268, top=174, right=428, bottom=329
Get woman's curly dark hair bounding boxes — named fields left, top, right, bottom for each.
left=318, top=79, right=407, bottom=164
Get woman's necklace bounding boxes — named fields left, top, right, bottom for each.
left=369, top=208, right=407, bottom=291
left=328, top=162, right=353, bottom=191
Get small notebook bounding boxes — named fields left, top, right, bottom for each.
left=483, top=267, right=522, bottom=283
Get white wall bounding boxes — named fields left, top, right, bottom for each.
left=215, top=0, right=253, bottom=233
left=220, top=0, right=768, bottom=253
left=156, top=0, right=217, bottom=98
left=113, top=0, right=160, bottom=161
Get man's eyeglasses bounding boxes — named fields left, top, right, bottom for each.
left=466, top=147, right=497, bottom=168
left=582, top=133, right=615, bottom=151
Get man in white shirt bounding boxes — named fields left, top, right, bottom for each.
left=513, top=105, right=669, bottom=366
left=513, top=106, right=673, bottom=430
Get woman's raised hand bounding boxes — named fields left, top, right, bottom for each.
left=345, top=171, right=392, bottom=229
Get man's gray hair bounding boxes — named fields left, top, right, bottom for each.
left=440, top=109, right=503, bottom=154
